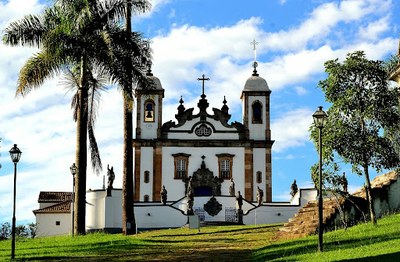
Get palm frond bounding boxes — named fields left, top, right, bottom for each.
left=17, top=50, right=64, bottom=96
left=3, top=14, right=46, bottom=47
left=88, top=123, right=103, bottom=174
left=131, top=0, right=152, bottom=14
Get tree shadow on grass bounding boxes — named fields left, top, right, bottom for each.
left=149, top=224, right=278, bottom=238
left=340, top=251, right=400, bottom=262
left=253, top=230, right=400, bottom=261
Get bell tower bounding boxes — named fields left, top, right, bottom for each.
left=134, top=67, right=164, bottom=202
left=135, top=68, right=164, bottom=139
left=240, top=41, right=273, bottom=202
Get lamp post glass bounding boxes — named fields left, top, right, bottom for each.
left=313, top=106, right=327, bottom=128
left=9, top=144, right=22, bottom=163
left=9, top=144, right=22, bottom=260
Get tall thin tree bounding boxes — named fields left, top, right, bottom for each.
left=121, top=0, right=151, bottom=235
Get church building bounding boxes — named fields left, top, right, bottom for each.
left=34, top=58, right=317, bottom=236
left=133, top=62, right=273, bottom=204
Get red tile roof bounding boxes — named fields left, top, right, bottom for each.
left=353, top=170, right=399, bottom=198
left=33, top=201, right=71, bottom=214
left=38, top=191, right=72, bottom=202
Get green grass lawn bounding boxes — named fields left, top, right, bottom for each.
left=1, top=213, right=400, bottom=261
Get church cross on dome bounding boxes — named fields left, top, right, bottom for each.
left=251, top=39, right=259, bottom=76
left=197, top=74, right=210, bottom=97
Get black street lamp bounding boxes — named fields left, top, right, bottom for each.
left=9, top=144, right=22, bottom=260
left=313, top=106, right=327, bottom=252
left=70, top=163, right=77, bottom=237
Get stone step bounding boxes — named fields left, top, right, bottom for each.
left=277, top=198, right=343, bottom=240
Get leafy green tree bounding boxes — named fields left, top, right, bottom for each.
left=15, top=225, right=28, bottom=237
left=0, top=222, right=11, bottom=240
left=385, top=54, right=400, bottom=158
left=28, top=222, right=37, bottom=239
left=312, top=51, right=400, bottom=224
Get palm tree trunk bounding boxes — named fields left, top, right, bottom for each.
left=122, top=0, right=136, bottom=235
left=74, top=55, right=89, bottom=235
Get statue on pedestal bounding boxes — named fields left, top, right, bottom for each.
left=229, top=178, right=235, bottom=196
left=160, top=185, right=168, bottom=205
left=236, top=191, right=243, bottom=224
left=107, top=165, right=115, bottom=189
left=256, top=186, right=264, bottom=206
left=290, top=179, right=298, bottom=198
left=186, top=177, right=194, bottom=215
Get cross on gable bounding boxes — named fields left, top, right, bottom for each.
left=197, top=74, right=210, bottom=96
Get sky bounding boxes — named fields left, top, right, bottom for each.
left=1, top=0, right=400, bottom=225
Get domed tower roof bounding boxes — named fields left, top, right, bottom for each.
left=135, top=67, right=164, bottom=92
left=242, top=74, right=270, bottom=92
left=147, top=73, right=164, bottom=91
left=241, top=62, right=270, bottom=98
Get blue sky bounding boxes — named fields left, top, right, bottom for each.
left=1, top=0, right=399, bottom=225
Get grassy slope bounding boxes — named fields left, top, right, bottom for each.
left=254, top=213, right=400, bottom=261
left=0, top=213, right=399, bottom=261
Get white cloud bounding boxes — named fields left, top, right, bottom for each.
left=271, top=108, right=314, bottom=152
left=294, top=86, right=307, bottom=96
left=358, top=16, right=390, bottom=41
left=0, top=0, right=44, bottom=28
left=261, top=0, right=391, bottom=52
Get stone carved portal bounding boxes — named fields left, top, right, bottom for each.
left=187, top=157, right=223, bottom=196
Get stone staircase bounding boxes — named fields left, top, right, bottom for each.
left=275, top=198, right=342, bottom=240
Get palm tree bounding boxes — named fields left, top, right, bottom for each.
left=100, top=0, right=151, bottom=235
left=121, top=0, right=151, bottom=235
left=2, top=0, right=138, bottom=235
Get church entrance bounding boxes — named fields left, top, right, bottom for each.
left=194, top=186, right=213, bottom=196
left=187, top=157, right=223, bottom=196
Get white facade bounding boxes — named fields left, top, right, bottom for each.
left=34, top=65, right=319, bottom=235
left=35, top=213, right=71, bottom=237
left=85, top=188, right=317, bottom=232
left=134, top=66, right=273, bottom=206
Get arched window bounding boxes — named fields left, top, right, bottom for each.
left=252, top=101, right=262, bottom=124
left=144, top=170, right=150, bottom=183
left=256, top=171, right=262, bottom=184
left=144, top=100, right=155, bottom=122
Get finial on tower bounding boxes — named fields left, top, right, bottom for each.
left=251, top=39, right=259, bottom=76
left=146, top=60, right=153, bottom=76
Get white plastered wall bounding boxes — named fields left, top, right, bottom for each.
left=36, top=213, right=71, bottom=237
left=161, top=147, right=245, bottom=200
left=247, top=96, right=267, bottom=140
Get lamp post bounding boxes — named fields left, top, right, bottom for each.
left=313, top=106, right=327, bottom=252
left=9, top=144, right=22, bottom=260
left=70, top=163, right=77, bottom=237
